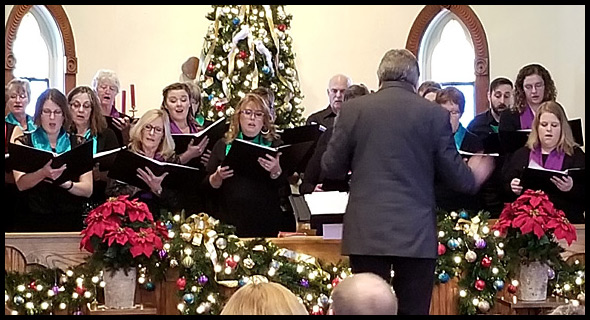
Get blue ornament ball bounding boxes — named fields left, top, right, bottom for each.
left=208, top=94, right=214, bottom=101
left=547, top=268, right=556, bottom=280
left=232, top=17, right=240, bottom=25
left=145, top=281, right=155, bottom=291
left=262, top=66, right=271, bottom=74
left=493, top=279, right=504, bottom=291
left=165, top=221, right=173, bottom=230
left=447, top=238, right=459, bottom=250
left=183, top=293, right=195, bottom=304
left=238, top=277, right=249, bottom=287
left=438, top=273, right=450, bottom=283
left=459, top=210, right=469, bottom=219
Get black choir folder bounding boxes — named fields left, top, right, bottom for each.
left=105, top=115, right=136, bottom=147
left=93, top=146, right=126, bottom=171
left=172, top=117, right=228, bottom=154
left=107, top=150, right=203, bottom=190
left=222, top=139, right=315, bottom=178
left=7, top=140, right=93, bottom=185
left=521, top=166, right=585, bottom=193
left=496, top=118, right=584, bottom=154
left=278, top=123, right=325, bottom=145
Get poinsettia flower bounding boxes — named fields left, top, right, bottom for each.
left=154, top=221, right=169, bottom=239
left=85, top=196, right=128, bottom=225
left=129, top=228, right=163, bottom=258
left=103, top=226, right=135, bottom=247
left=81, top=212, right=120, bottom=240
left=512, top=208, right=547, bottom=239
left=546, top=214, right=577, bottom=245
left=126, top=199, right=154, bottom=223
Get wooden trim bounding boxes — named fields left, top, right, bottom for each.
left=406, top=5, right=490, bottom=115
left=5, top=5, right=77, bottom=92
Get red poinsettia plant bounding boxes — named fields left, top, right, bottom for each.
left=492, top=190, right=577, bottom=269
left=80, top=195, right=169, bottom=271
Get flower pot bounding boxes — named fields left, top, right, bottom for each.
left=517, top=261, right=548, bottom=301
left=103, top=268, right=137, bottom=309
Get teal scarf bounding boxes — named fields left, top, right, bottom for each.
left=195, top=114, right=205, bottom=127
left=5, top=113, right=36, bottom=132
left=31, top=127, right=71, bottom=154
left=225, top=131, right=271, bottom=156
left=454, top=124, right=467, bottom=151
left=82, top=128, right=98, bottom=154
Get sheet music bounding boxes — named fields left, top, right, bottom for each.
left=304, top=191, right=349, bottom=215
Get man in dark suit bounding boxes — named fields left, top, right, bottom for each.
left=322, top=49, right=494, bottom=315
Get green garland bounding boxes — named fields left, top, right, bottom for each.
left=5, top=209, right=584, bottom=315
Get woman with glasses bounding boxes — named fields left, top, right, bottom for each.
left=105, top=109, right=182, bottom=216
left=499, top=64, right=557, bottom=131
left=11, top=88, right=93, bottom=232
left=91, top=69, right=132, bottom=147
left=67, top=85, right=119, bottom=206
left=206, top=93, right=295, bottom=237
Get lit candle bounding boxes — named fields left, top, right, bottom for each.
left=121, top=90, right=126, bottom=115
left=130, top=84, right=136, bottom=108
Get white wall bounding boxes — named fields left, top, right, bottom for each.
left=5, top=5, right=585, bottom=136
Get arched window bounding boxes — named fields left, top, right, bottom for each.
left=5, top=4, right=77, bottom=114
left=407, top=5, right=490, bottom=125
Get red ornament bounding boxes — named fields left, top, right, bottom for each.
left=481, top=256, right=492, bottom=268
left=75, top=285, right=86, bottom=295
left=507, top=284, right=517, bottom=294
left=311, top=307, right=324, bottom=315
left=207, top=63, right=215, bottom=73
left=438, top=243, right=446, bottom=255
left=225, top=257, right=238, bottom=269
left=474, top=279, right=486, bottom=291
left=331, top=277, right=341, bottom=287
left=29, top=281, right=36, bottom=289
left=277, top=24, right=286, bottom=32
left=176, top=277, right=187, bottom=291
left=238, top=50, right=248, bottom=59
left=215, top=101, right=226, bottom=112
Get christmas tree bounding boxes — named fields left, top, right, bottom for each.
left=196, top=5, right=306, bottom=129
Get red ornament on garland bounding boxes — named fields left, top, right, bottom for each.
left=225, top=257, right=238, bottom=269
left=475, top=279, right=486, bottom=291
left=507, top=284, right=517, bottom=294
left=238, top=50, right=248, bottom=59
left=75, top=285, right=86, bottom=295
left=176, top=277, right=187, bottom=291
left=331, top=277, right=341, bottom=287
left=481, top=256, right=492, bottom=268
left=215, top=101, right=226, bottom=112
left=277, top=24, right=286, bottom=31
left=311, top=307, right=324, bottom=315
left=438, top=243, right=446, bottom=255
left=207, top=63, right=215, bottom=73
left=28, top=281, right=36, bottom=290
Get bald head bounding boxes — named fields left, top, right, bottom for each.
left=327, top=74, right=352, bottom=114
left=330, top=273, right=398, bottom=315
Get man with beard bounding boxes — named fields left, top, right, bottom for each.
left=467, top=77, right=513, bottom=217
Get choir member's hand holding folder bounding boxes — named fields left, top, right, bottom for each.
left=222, top=139, right=315, bottom=179
left=107, top=150, right=203, bottom=190
left=105, top=115, right=136, bottom=147
left=172, top=117, right=228, bottom=154
left=521, top=166, right=585, bottom=193
left=7, top=140, right=93, bottom=185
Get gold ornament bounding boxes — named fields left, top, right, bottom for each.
left=182, top=256, right=194, bottom=268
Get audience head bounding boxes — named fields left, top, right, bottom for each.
left=548, top=303, right=585, bottom=315
left=513, top=63, right=557, bottom=112
left=129, top=109, right=175, bottom=159
left=329, top=273, right=398, bottom=315
left=34, top=88, right=71, bottom=134
left=6, top=78, right=32, bottom=117
left=221, top=279, right=308, bottom=315
left=327, top=74, right=352, bottom=115
left=488, top=77, right=513, bottom=116
left=418, top=80, right=442, bottom=97
left=526, top=100, right=576, bottom=156
left=226, top=93, right=277, bottom=143
left=377, top=49, right=420, bottom=90
left=91, top=69, right=121, bottom=112
left=436, top=86, right=465, bottom=133
left=422, top=86, right=441, bottom=102
left=161, top=82, right=195, bottom=126
left=67, top=85, right=106, bottom=136
left=252, top=86, right=276, bottom=121
left=343, top=84, right=370, bottom=102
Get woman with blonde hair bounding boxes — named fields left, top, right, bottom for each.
left=221, top=280, right=308, bottom=315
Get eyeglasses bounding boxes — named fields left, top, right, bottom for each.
left=143, top=123, right=164, bottom=135
left=9, top=94, right=27, bottom=100
left=449, top=110, right=461, bottom=116
left=523, top=83, right=544, bottom=91
left=41, top=109, right=64, bottom=117
left=241, top=109, right=265, bottom=119
left=70, top=102, right=92, bottom=110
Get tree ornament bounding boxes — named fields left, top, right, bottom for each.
left=262, top=66, right=271, bottom=74
left=28, top=281, right=36, bottom=290
left=477, top=300, right=490, bottom=313
left=13, top=295, right=24, bottom=305
left=238, top=50, right=248, bottom=59
left=493, top=279, right=504, bottom=291
left=225, top=257, right=238, bottom=269
left=318, top=294, right=330, bottom=307
left=475, top=238, right=487, bottom=249
left=481, top=256, right=492, bottom=268
left=331, top=277, right=341, bottom=287
left=243, top=258, right=255, bottom=269
left=465, top=250, right=477, bottom=263
left=197, top=275, right=209, bottom=286
left=215, top=237, right=228, bottom=250
left=75, top=285, right=86, bottom=295
left=438, top=272, right=450, bottom=283
left=232, top=17, right=240, bottom=25
left=170, top=259, right=179, bottom=268
left=270, top=260, right=280, bottom=270
left=176, top=277, right=187, bottom=290
left=145, top=281, right=156, bottom=291
left=459, top=210, right=469, bottom=219
left=182, top=256, right=194, bottom=268
left=183, top=293, right=195, bottom=304
left=507, top=284, right=517, bottom=294
left=207, top=63, right=215, bottom=73
left=547, top=267, right=555, bottom=280
left=311, top=307, right=324, bottom=315
left=51, top=285, right=60, bottom=296
left=159, top=249, right=167, bottom=259
left=447, top=238, right=459, bottom=250
left=277, top=24, right=286, bottom=31
left=438, top=243, right=447, bottom=255
left=216, top=71, right=226, bottom=81
left=475, top=279, right=486, bottom=291
left=300, top=278, right=310, bottom=288
left=496, top=248, right=504, bottom=259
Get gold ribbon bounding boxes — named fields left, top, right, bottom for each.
left=197, top=7, right=222, bottom=82
left=453, top=217, right=481, bottom=236
left=263, top=5, right=295, bottom=103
